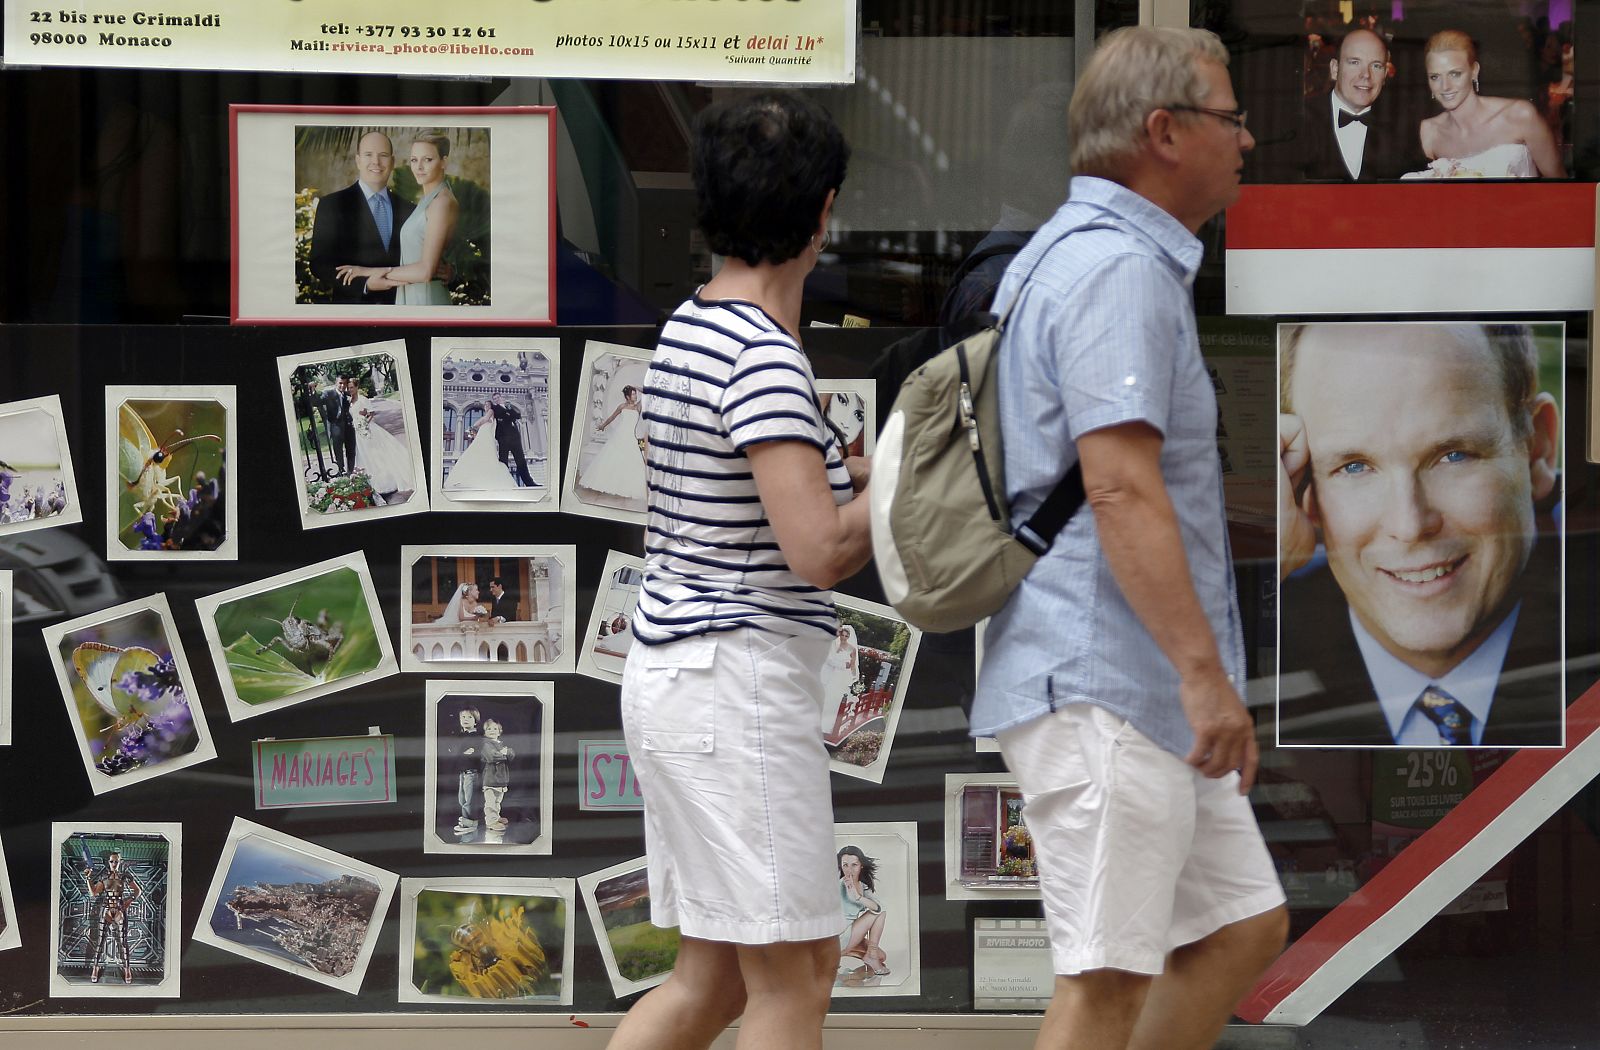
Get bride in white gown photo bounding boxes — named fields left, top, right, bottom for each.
left=1407, top=29, right=1564, bottom=179
left=434, top=582, right=490, bottom=624
left=578, top=384, right=647, bottom=501
left=445, top=414, right=517, bottom=491
left=348, top=387, right=417, bottom=499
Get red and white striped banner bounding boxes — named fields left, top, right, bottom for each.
left=1239, top=681, right=1600, bottom=1025
left=1225, top=184, right=1597, bottom=315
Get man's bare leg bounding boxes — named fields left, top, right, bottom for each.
left=1033, top=969, right=1153, bottom=1050
left=607, top=936, right=747, bottom=1050
left=1128, top=907, right=1289, bottom=1050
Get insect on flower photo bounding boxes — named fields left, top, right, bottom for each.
left=52, top=608, right=203, bottom=780
left=0, top=396, right=81, bottom=536
left=407, top=887, right=565, bottom=1003
left=111, top=395, right=228, bottom=555
left=211, top=566, right=384, bottom=707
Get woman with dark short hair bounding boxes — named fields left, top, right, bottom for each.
left=609, top=91, right=873, bottom=1050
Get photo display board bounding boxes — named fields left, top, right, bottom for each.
left=0, top=317, right=1593, bottom=1029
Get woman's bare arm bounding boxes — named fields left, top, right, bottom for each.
left=747, top=440, right=872, bottom=589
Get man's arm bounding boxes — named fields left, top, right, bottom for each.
left=1076, top=421, right=1258, bottom=791
left=307, top=190, right=347, bottom=290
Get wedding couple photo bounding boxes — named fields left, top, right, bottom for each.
left=1228, top=4, right=1577, bottom=181
left=431, top=341, right=561, bottom=512
left=402, top=546, right=577, bottom=674
left=278, top=343, right=429, bottom=529
left=232, top=106, right=555, bottom=325
left=295, top=124, right=490, bottom=308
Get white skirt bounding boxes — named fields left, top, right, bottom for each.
left=621, top=626, right=839, bottom=944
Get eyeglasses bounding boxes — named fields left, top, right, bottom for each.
left=1165, top=104, right=1249, bottom=132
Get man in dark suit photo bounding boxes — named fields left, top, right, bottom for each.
left=489, top=392, right=536, bottom=487
left=316, top=375, right=357, bottom=475
left=306, top=131, right=415, bottom=304
left=486, top=578, right=516, bottom=624
left=1277, top=323, right=1566, bottom=747
left=1301, top=28, right=1424, bottom=180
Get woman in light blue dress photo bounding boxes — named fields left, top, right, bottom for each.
left=337, top=132, right=459, bottom=304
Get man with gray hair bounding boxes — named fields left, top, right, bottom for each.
left=971, top=26, right=1287, bottom=1049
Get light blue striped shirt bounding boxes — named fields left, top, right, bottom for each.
left=970, top=177, right=1245, bottom=758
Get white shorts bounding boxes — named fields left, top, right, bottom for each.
left=620, top=627, right=840, bottom=944
left=997, top=702, right=1285, bottom=976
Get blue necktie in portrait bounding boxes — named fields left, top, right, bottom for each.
left=371, top=191, right=392, bottom=249
left=1415, top=685, right=1473, bottom=746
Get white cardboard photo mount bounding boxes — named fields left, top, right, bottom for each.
left=401, top=544, right=578, bottom=675
left=39, top=593, right=218, bottom=795
left=103, top=385, right=240, bottom=562
left=428, top=337, right=564, bottom=513
left=48, top=821, right=183, bottom=998
left=422, top=679, right=556, bottom=857
left=191, top=817, right=398, bottom=995
left=0, top=393, right=85, bottom=539
left=396, top=875, right=575, bottom=1006
left=194, top=551, right=399, bottom=724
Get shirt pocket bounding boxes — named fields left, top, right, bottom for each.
left=636, top=635, right=718, bottom=753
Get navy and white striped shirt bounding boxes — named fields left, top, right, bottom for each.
left=633, top=295, right=853, bottom=644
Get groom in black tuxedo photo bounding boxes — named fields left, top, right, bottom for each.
left=316, top=375, right=358, bottom=476
left=307, top=131, right=415, bottom=304
left=1301, top=28, right=1424, bottom=180
left=487, top=578, right=517, bottom=624
left=489, top=392, right=537, bottom=487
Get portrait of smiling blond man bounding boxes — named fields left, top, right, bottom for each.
left=1277, top=322, right=1566, bottom=747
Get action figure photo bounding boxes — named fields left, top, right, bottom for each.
left=83, top=847, right=141, bottom=984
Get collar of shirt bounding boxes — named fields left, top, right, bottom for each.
left=1352, top=602, right=1521, bottom=745
left=359, top=182, right=389, bottom=205
left=1065, top=176, right=1203, bottom=287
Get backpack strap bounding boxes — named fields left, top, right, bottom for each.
left=993, top=217, right=1119, bottom=554
left=994, top=219, right=1118, bottom=330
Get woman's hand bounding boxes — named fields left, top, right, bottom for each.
left=844, top=455, right=871, bottom=493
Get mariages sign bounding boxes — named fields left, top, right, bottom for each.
left=4, top=0, right=858, bottom=84
left=252, top=732, right=398, bottom=809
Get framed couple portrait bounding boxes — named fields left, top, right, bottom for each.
left=231, top=104, right=556, bottom=326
